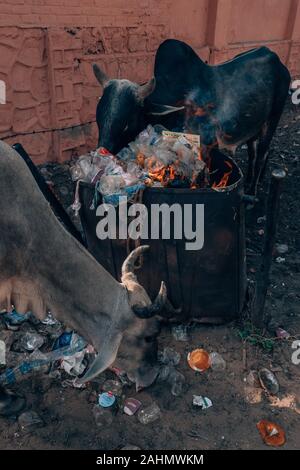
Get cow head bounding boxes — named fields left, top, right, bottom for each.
left=79, top=244, right=179, bottom=388
left=93, top=64, right=184, bottom=154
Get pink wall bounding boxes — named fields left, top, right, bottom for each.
left=169, top=0, right=209, bottom=49
left=0, top=0, right=299, bottom=164
left=229, top=0, right=293, bottom=43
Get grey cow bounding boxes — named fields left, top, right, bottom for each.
left=0, top=140, right=172, bottom=390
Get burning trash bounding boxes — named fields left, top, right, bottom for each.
left=70, top=125, right=234, bottom=209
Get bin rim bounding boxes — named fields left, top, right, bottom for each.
left=79, top=154, right=243, bottom=195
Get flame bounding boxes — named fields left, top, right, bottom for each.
left=148, top=164, right=176, bottom=186
left=142, top=155, right=178, bottom=186
left=138, top=149, right=233, bottom=190
left=212, top=160, right=233, bottom=189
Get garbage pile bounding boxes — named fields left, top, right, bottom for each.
left=0, top=310, right=290, bottom=447
left=0, top=310, right=90, bottom=388
left=0, top=309, right=191, bottom=421
left=70, top=125, right=212, bottom=209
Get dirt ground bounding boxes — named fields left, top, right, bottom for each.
left=0, top=103, right=299, bottom=451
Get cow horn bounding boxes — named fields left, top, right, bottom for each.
left=121, top=245, right=179, bottom=319
left=132, top=281, right=167, bottom=319
left=92, top=63, right=109, bottom=87
left=147, top=103, right=185, bottom=116
left=121, top=244, right=149, bottom=277
left=137, top=77, right=156, bottom=101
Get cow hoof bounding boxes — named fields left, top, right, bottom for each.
left=0, top=388, right=26, bottom=417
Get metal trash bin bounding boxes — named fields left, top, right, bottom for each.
left=79, top=150, right=247, bottom=323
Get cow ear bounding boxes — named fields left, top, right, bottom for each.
left=147, top=103, right=185, bottom=116
left=77, top=332, right=123, bottom=383
left=137, top=77, right=156, bottom=101
left=93, top=63, right=109, bottom=87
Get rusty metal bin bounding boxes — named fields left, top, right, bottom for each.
left=79, top=151, right=247, bottom=323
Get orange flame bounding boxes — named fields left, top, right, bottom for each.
left=148, top=165, right=176, bottom=186
left=138, top=150, right=233, bottom=190
left=212, top=160, right=233, bottom=189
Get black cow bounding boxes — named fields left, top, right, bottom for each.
left=93, top=39, right=291, bottom=195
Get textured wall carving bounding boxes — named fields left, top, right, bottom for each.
left=0, top=27, right=52, bottom=163
left=0, top=0, right=299, bottom=163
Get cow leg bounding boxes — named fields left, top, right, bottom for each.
left=245, top=137, right=258, bottom=189
left=248, top=126, right=272, bottom=196
left=247, top=81, right=288, bottom=196
left=248, top=110, right=284, bottom=196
